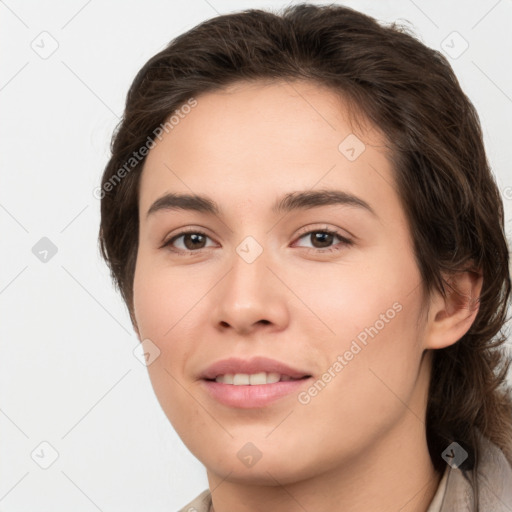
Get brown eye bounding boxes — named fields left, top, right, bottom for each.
left=309, top=231, right=335, bottom=249
left=163, top=230, right=215, bottom=252
left=294, top=229, right=353, bottom=253
left=181, top=233, right=207, bottom=250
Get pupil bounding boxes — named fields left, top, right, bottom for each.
left=313, top=232, right=333, bottom=248
left=185, top=233, right=205, bottom=250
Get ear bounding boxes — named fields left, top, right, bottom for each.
left=423, top=268, right=483, bottom=350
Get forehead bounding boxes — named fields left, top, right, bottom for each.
left=147, top=79, right=383, bottom=160
left=138, top=79, right=397, bottom=220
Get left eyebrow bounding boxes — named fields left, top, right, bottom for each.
left=272, top=189, right=376, bottom=217
left=146, top=189, right=377, bottom=218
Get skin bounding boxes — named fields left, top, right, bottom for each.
left=132, top=80, right=482, bottom=512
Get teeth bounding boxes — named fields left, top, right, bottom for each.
left=266, top=372, right=281, bottom=384
left=233, top=373, right=250, bottom=385
left=215, top=372, right=290, bottom=385
left=249, top=372, right=267, bottom=385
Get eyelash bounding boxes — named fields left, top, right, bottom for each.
left=161, top=227, right=353, bottom=255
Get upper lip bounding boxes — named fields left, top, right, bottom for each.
left=199, top=356, right=311, bottom=380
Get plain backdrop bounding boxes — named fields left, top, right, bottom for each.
left=1, top=1, right=511, bottom=510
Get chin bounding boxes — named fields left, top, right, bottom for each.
left=195, top=441, right=320, bottom=486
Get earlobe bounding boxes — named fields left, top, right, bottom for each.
left=424, top=269, right=483, bottom=350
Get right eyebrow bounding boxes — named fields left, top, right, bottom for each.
left=146, top=193, right=219, bottom=217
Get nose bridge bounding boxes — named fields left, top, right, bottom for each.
left=235, top=234, right=266, bottom=267
left=211, top=231, right=287, bottom=331
left=228, top=233, right=271, bottom=295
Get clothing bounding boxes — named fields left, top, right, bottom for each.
left=178, top=489, right=211, bottom=512
left=178, top=433, right=512, bottom=512
left=428, top=432, right=512, bottom=511
left=425, top=464, right=449, bottom=512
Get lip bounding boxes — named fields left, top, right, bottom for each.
left=199, top=356, right=312, bottom=409
left=199, top=356, right=311, bottom=380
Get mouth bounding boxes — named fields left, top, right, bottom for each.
left=199, top=357, right=313, bottom=408
left=207, top=372, right=311, bottom=385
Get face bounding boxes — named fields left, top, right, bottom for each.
left=133, top=80, right=431, bottom=485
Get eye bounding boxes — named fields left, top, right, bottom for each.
left=162, top=229, right=216, bottom=253
left=293, top=228, right=353, bottom=253
left=161, top=227, right=353, bottom=254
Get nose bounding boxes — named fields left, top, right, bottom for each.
left=212, top=243, right=289, bottom=337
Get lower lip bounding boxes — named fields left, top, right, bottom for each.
left=201, top=378, right=312, bottom=408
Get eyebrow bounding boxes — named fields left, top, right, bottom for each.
left=146, top=189, right=376, bottom=218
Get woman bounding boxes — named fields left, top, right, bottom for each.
left=98, top=4, right=512, bottom=511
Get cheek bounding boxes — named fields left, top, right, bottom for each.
left=300, top=244, right=425, bottom=403
left=133, top=259, right=203, bottom=437
left=296, top=243, right=421, bottom=342
left=133, top=250, right=206, bottom=341
left=132, top=254, right=197, bottom=394
left=284, top=297, right=425, bottom=474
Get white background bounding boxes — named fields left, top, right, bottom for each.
left=1, top=1, right=511, bottom=510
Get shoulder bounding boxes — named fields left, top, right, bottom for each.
left=440, top=432, right=512, bottom=511
left=177, top=489, right=212, bottom=512
left=475, top=433, right=512, bottom=510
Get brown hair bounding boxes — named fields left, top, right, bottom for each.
left=99, top=2, right=512, bottom=481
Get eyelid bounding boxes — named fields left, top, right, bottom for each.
left=294, top=223, right=353, bottom=240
